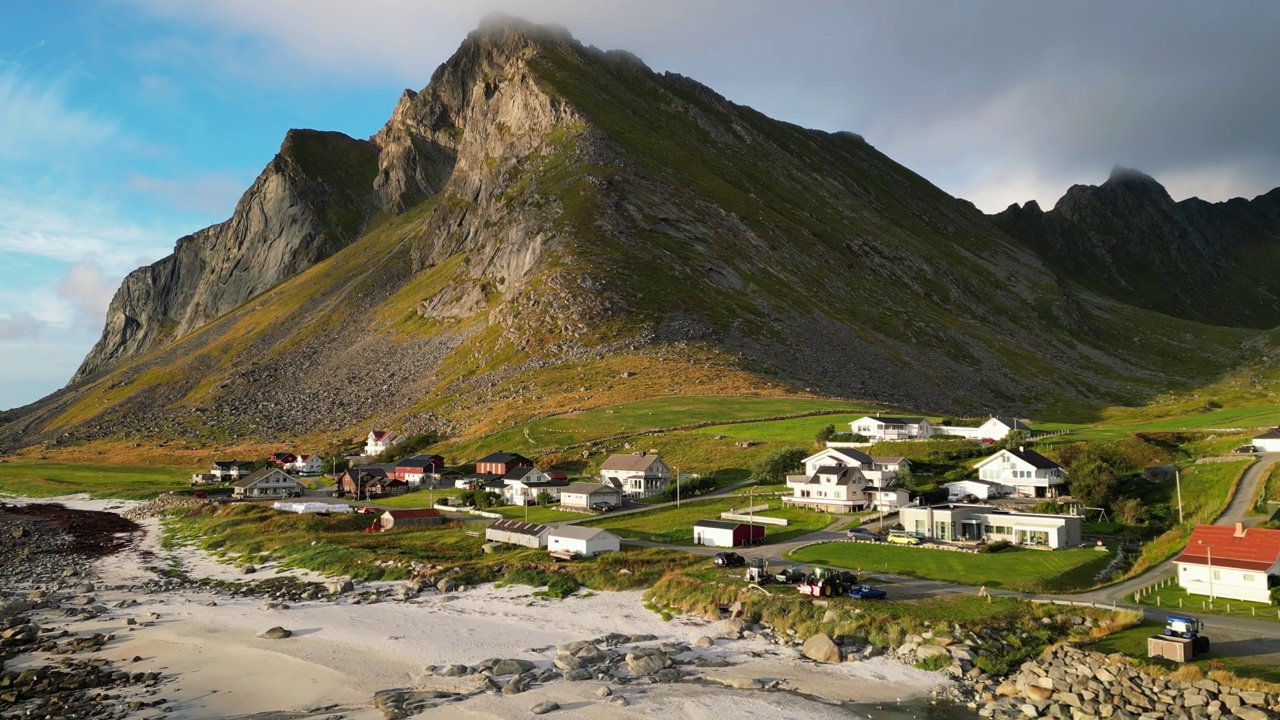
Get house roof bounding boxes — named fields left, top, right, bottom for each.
left=1173, top=524, right=1280, bottom=572
left=232, top=467, right=295, bottom=488
left=369, top=430, right=400, bottom=442
left=347, top=468, right=389, bottom=480
left=805, top=447, right=873, bottom=466
left=503, top=466, right=542, bottom=481
left=213, top=460, right=254, bottom=468
left=871, top=456, right=908, bottom=465
left=477, top=451, right=533, bottom=465
left=463, top=472, right=503, bottom=482
left=989, top=416, right=1033, bottom=431
left=1254, top=429, right=1280, bottom=440
left=694, top=519, right=746, bottom=530
left=381, top=509, right=442, bottom=520
left=560, top=482, right=618, bottom=496
left=976, top=447, right=1061, bottom=470
left=600, top=453, right=664, bottom=472
left=395, top=455, right=445, bottom=470
left=549, top=526, right=618, bottom=542
left=944, top=479, right=1006, bottom=488
left=488, top=519, right=551, bottom=536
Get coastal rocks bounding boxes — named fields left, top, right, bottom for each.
left=491, top=659, right=535, bottom=676
left=372, top=689, right=460, bottom=719
left=625, top=648, right=672, bottom=675
left=259, top=626, right=293, bottom=639
left=327, top=578, right=355, bottom=594
left=802, top=633, right=842, bottom=664
left=239, top=564, right=256, bottom=575
left=441, top=664, right=472, bottom=677
left=530, top=701, right=560, bottom=715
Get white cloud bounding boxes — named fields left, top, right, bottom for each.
left=0, top=64, right=117, bottom=162
left=0, top=192, right=172, bottom=272
left=125, top=170, right=249, bottom=215
left=57, top=262, right=119, bottom=332
left=0, top=312, right=46, bottom=341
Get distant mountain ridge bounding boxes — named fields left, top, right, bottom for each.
left=2, top=15, right=1275, bottom=452
left=994, top=167, right=1280, bottom=328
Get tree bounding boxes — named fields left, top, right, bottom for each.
left=1067, top=456, right=1119, bottom=507
left=751, top=448, right=808, bottom=483
left=996, top=430, right=1029, bottom=451
left=1113, top=497, right=1145, bottom=525
left=535, top=490, right=553, bottom=507
left=815, top=424, right=836, bottom=443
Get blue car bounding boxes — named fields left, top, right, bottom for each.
left=847, top=584, right=887, bottom=600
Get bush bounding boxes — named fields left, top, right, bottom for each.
left=750, top=448, right=807, bottom=483
left=975, top=648, right=1022, bottom=676
left=915, top=654, right=950, bottom=671
left=661, top=474, right=717, bottom=501
left=540, top=574, right=581, bottom=599
left=979, top=540, right=1012, bottom=554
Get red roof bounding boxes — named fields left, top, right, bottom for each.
left=383, top=509, right=442, bottom=519
left=1173, top=524, right=1280, bottom=571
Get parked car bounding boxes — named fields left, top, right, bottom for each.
left=591, top=501, right=615, bottom=513
left=714, top=552, right=746, bottom=567
left=846, top=528, right=880, bottom=542
left=887, top=531, right=922, bottom=546
left=193, top=491, right=208, bottom=499
left=354, top=506, right=377, bottom=514
left=1235, top=445, right=1260, bottom=454
left=331, top=491, right=346, bottom=498
left=847, top=584, right=888, bottom=600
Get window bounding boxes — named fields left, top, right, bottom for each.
left=1213, top=570, right=1221, bottom=580
left=1243, top=573, right=1255, bottom=582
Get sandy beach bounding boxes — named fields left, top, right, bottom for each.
left=1, top=495, right=950, bottom=719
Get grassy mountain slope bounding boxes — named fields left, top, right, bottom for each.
left=0, top=17, right=1272, bottom=455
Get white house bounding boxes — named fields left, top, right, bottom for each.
left=501, top=467, right=569, bottom=506
left=868, top=487, right=914, bottom=511
left=364, top=430, right=401, bottom=457
left=943, top=479, right=1010, bottom=501
left=288, top=454, right=324, bottom=475
left=850, top=416, right=934, bottom=440
left=935, top=417, right=1033, bottom=441
left=211, top=460, right=255, bottom=480
left=1175, top=524, right=1280, bottom=604
left=784, top=466, right=871, bottom=513
left=547, top=526, right=621, bottom=558
left=599, top=452, right=672, bottom=498
left=899, top=503, right=1082, bottom=549
left=486, top=520, right=552, bottom=549
left=800, top=447, right=896, bottom=485
left=972, top=447, right=1066, bottom=498
left=559, top=483, right=624, bottom=510
left=231, top=468, right=306, bottom=499
left=1253, top=429, right=1280, bottom=453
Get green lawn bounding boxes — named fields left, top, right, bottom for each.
left=0, top=461, right=192, bottom=500
left=1090, top=621, right=1280, bottom=684
left=492, top=504, right=587, bottom=523
left=1134, top=581, right=1280, bottom=622
left=686, top=411, right=886, bottom=443
left=579, top=496, right=835, bottom=545
left=1250, top=464, right=1280, bottom=517
left=374, top=488, right=465, bottom=508
left=788, top=542, right=1115, bottom=594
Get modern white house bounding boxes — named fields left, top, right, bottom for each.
left=599, top=452, right=672, bottom=499
left=211, top=460, right=255, bottom=480
left=1174, top=524, right=1280, bottom=603
left=1253, top=429, right=1280, bottom=453
left=288, top=454, right=324, bottom=475
left=559, top=483, right=624, bottom=510
left=784, top=447, right=906, bottom=512
left=972, top=447, right=1066, bottom=498
left=936, top=417, right=1033, bottom=441
left=850, top=416, right=934, bottom=440
left=899, top=503, right=1082, bottom=549
left=547, top=526, right=621, bottom=558
left=231, top=468, right=306, bottom=499
left=943, top=479, right=1011, bottom=501
left=364, top=430, right=401, bottom=457
left=868, top=487, right=914, bottom=511
left=800, top=448, right=897, bottom=485
left=500, top=467, right=569, bottom=506
left=486, top=520, right=552, bottom=549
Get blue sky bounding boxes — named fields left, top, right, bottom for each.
left=2, top=1, right=1279, bottom=411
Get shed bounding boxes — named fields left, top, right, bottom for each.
left=486, top=519, right=552, bottom=549
left=693, top=519, right=765, bottom=548
left=379, top=508, right=444, bottom=530
left=559, top=483, right=623, bottom=510
left=1254, top=429, right=1280, bottom=453
left=943, top=479, right=1008, bottom=501
left=547, top=526, right=621, bottom=558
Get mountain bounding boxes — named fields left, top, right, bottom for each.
left=994, top=167, right=1280, bottom=328
left=0, top=16, right=1267, bottom=453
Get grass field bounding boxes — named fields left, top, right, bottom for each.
left=1135, top=582, right=1279, bottom=622
left=1250, top=464, right=1280, bottom=517
left=0, top=461, right=191, bottom=500
left=787, top=542, right=1114, bottom=594
left=373, top=488, right=465, bottom=508
left=1089, top=621, right=1280, bottom=685
left=492, top=504, right=587, bottom=524
left=579, top=496, right=834, bottom=545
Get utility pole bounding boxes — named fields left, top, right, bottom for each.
left=675, top=466, right=680, bottom=508
left=1203, top=541, right=1214, bottom=601
left=1176, top=469, right=1184, bottom=525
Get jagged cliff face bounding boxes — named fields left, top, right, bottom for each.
left=74, top=130, right=379, bottom=380
left=4, top=17, right=1271, bottom=453
left=994, top=168, right=1280, bottom=328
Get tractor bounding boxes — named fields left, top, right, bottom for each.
left=744, top=557, right=771, bottom=584
left=797, top=567, right=857, bottom=597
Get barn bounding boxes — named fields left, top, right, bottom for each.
left=693, top=520, right=766, bottom=547
left=547, top=526, right=621, bottom=558
left=379, top=508, right=444, bottom=530
left=1254, top=429, right=1280, bottom=453
left=485, top=520, right=551, bottom=549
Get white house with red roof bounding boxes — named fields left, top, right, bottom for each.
left=1175, top=523, right=1280, bottom=603
left=364, top=430, right=402, bottom=457
left=288, top=454, right=324, bottom=475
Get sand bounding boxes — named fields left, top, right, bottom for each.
left=12, top=495, right=949, bottom=719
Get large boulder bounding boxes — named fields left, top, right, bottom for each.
left=530, top=701, right=560, bottom=715
left=625, top=649, right=671, bottom=676
left=915, top=644, right=949, bottom=660
left=802, top=633, right=842, bottom=664
left=491, top=659, right=536, bottom=676
left=327, top=578, right=354, bottom=594
left=259, top=626, right=292, bottom=639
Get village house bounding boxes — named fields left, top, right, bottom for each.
left=1175, top=523, right=1280, bottom=604
left=784, top=447, right=905, bottom=512
left=486, top=520, right=552, bottom=549
left=455, top=473, right=505, bottom=491
left=559, top=483, right=623, bottom=510
left=547, top=526, right=621, bottom=558
left=288, top=454, right=324, bottom=475
left=870, top=456, right=912, bottom=473
left=338, top=468, right=407, bottom=498
left=849, top=416, right=934, bottom=440
left=268, top=452, right=297, bottom=468
left=868, top=487, right=914, bottom=511
left=693, top=519, right=765, bottom=547
left=943, top=478, right=1011, bottom=501
left=936, top=417, right=1033, bottom=441
left=421, top=468, right=464, bottom=487
left=972, top=447, right=1066, bottom=498
left=231, top=468, right=305, bottom=499
left=599, top=452, right=672, bottom=499
left=210, top=460, right=255, bottom=480
left=899, top=503, right=1082, bottom=549
left=379, top=508, right=444, bottom=530
left=1253, top=429, right=1280, bottom=453
left=364, top=430, right=402, bottom=457
left=501, top=467, right=569, bottom=506
left=393, top=454, right=447, bottom=485
left=474, top=451, right=534, bottom=476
